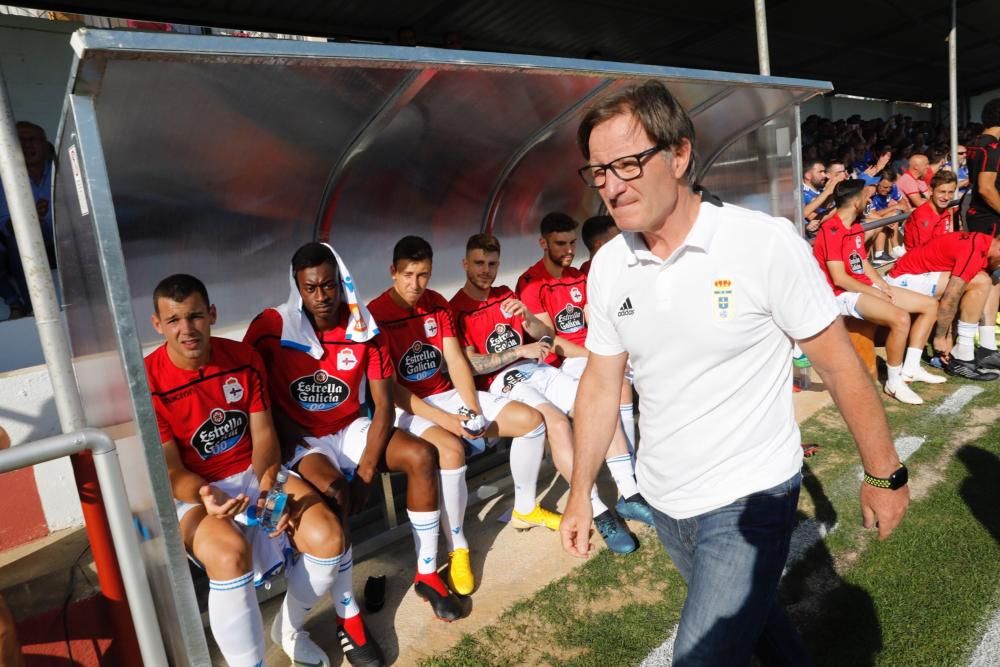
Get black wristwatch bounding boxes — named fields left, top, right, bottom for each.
left=863, top=464, right=908, bottom=490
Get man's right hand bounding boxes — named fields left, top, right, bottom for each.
left=933, top=334, right=953, bottom=361
left=860, top=482, right=909, bottom=540
left=438, top=412, right=485, bottom=440
left=559, top=489, right=595, bottom=559
left=200, top=485, right=249, bottom=518
left=519, top=341, right=552, bottom=363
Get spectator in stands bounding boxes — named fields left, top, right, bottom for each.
left=868, top=170, right=910, bottom=266
left=886, top=231, right=1000, bottom=378
left=965, top=99, right=1000, bottom=361
left=813, top=179, right=944, bottom=404
left=903, top=170, right=958, bottom=253
left=803, top=160, right=844, bottom=237
left=579, top=215, right=619, bottom=275
left=897, top=154, right=931, bottom=207
left=565, top=82, right=908, bottom=666
left=0, top=120, right=57, bottom=318
left=950, top=145, right=970, bottom=193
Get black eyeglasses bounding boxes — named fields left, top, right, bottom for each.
left=578, top=145, right=663, bottom=188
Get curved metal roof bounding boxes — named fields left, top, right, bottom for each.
left=14, top=0, right=1000, bottom=102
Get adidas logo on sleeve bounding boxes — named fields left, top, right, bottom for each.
left=617, top=297, right=635, bottom=317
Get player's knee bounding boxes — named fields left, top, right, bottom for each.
left=890, top=309, right=911, bottom=332
left=202, top=533, right=252, bottom=577
left=971, top=272, right=991, bottom=291
left=405, top=439, right=438, bottom=476
left=298, top=512, right=344, bottom=556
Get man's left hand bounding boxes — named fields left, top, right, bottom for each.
left=860, top=483, right=909, bottom=540
left=349, top=466, right=375, bottom=515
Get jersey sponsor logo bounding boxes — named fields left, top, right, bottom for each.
left=399, top=341, right=443, bottom=382
left=617, top=297, right=635, bottom=317
left=423, top=317, right=438, bottom=338
left=486, top=323, right=522, bottom=353
left=570, top=286, right=583, bottom=303
left=500, top=368, right=528, bottom=393
left=713, top=278, right=734, bottom=320
left=290, top=369, right=351, bottom=412
left=337, top=348, right=358, bottom=371
left=555, top=304, right=585, bottom=333
left=192, top=408, right=248, bottom=460
left=848, top=250, right=864, bottom=275
left=222, top=377, right=244, bottom=404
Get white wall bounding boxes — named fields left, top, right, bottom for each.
left=801, top=94, right=932, bottom=122
left=970, top=88, right=1000, bottom=125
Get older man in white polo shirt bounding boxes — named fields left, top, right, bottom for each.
left=559, top=81, right=909, bottom=666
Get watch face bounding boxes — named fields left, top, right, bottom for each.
left=889, top=465, right=909, bottom=489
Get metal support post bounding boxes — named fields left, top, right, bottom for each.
left=754, top=0, right=771, bottom=76
left=948, top=0, right=958, bottom=174
left=0, top=429, right=168, bottom=666
left=0, top=62, right=143, bottom=664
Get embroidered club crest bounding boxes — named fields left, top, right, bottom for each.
left=712, top=278, right=734, bottom=320
left=570, top=287, right=583, bottom=303
left=423, top=317, right=438, bottom=338
left=337, top=348, right=358, bottom=371
left=223, top=377, right=244, bottom=404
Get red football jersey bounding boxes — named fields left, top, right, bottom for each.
left=889, top=231, right=992, bottom=283
left=514, top=259, right=551, bottom=296
left=145, top=337, right=267, bottom=483
left=450, top=285, right=526, bottom=390
left=367, top=289, right=455, bottom=399
left=812, top=215, right=872, bottom=296
left=904, top=201, right=951, bottom=252
left=579, top=259, right=592, bottom=276
left=522, top=268, right=588, bottom=346
left=244, top=307, right=393, bottom=438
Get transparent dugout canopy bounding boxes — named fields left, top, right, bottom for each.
left=52, top=28, right=830, bottom=663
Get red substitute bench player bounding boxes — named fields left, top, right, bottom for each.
left=887, top=231, right=1000, bottom=379
left=452, top=233, right=652, bottom=554
left=368, top=236, right=554, bottom=599
left=245, top=242, right=461, bottom=634
left=812, top=180, right=945, bottom=404
left=902, top=170, right=958, bottom=253
left=145, top=274, right=353, bottom=667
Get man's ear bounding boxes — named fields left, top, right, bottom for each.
left=208, top=304, right=217, bottom=326
left=151, top=313, right=163, bottom=335
left=671, top=139, right=693, bottom=180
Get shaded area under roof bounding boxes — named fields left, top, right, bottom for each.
left=10, top=0, right=1000, bottom=103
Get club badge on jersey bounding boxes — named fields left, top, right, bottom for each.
left=713, top=278, right=734, bottom=320
left=337, top=347, right=358, bottom=371
left=222, top=377, right=244, bottom=404
left=290, top=369, right=351, bottom=412
left=423, top=317, right=438, bottom=338
left=570, top=286, right=583, bottom=303
left=192, top=408, right=249, bottom=460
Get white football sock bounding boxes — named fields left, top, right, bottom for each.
left=208, top=572, right=266, bottom=667
left=605, top=453, right=640, bottom=499
left=332, top=546, right=361, bottom=620
left=439, top=466, right=469, bottom=551
left=408, top=509, right=441, bottom=575
left=956, top=321, right=978, bottom=361
left=590, top=486, right=609, bottom=516
left=510, top=422, right=545, bottom=514
left=902, top=347, right=923, bottom=376
left=281, top=552, right=341, bottom=634
left=886, top=364, right=903, bottom=387
left=619, top=404, right=636, bottom=455
left=979, top=325, right=997, bottom=351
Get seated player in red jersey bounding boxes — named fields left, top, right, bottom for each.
left=903, top=170, right=958, bottom=253
left=451, top=233, right=652, bottom=554
left=579, top=215, right=620, bottom=276
left=145, top=274, right=349, bottom=667
left=516, top=213, right=642, bottom=494
left=888, top=231, right=1000, bottom=378
left=245, top=242, right=460, bottom=633
left=812, top=180, right=944, bottom=404
left=368, top=236, right=552, bottom=598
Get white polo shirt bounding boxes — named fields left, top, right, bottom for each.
left=586, top=197, right=838, bottom=519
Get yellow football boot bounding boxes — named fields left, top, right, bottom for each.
left=510, top=504, right=562, bottom=531
left=447, top=547, right=475, bottom=596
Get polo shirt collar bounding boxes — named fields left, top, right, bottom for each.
left=622, top=191, right=723, bottom=265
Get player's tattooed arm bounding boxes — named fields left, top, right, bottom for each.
left=465, top=345, right=522, bottom=375
left=934, top=276, right=965, bottom=339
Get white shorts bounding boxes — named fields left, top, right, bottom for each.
left=885, top=271, right=942, bottom=297
left=835, top=291, right=863, bottom=319
left=559, top=356, right=588, bottom=380
left=395, top=388, right=509, bottom=438
left=288, top=416, right=371, bottom=480
left=175, top=465, right=292, bottom=588
left=488, top=361, right=578, bottom=415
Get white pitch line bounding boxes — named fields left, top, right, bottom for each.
left=969, top=607, right=1000, bottom=667
left=933, top=385, right=985, bottom=416
left=640, top=624, right=678, bottom=667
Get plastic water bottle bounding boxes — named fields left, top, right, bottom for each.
left=793, top=352, right=812, bottom=391
left=260, top=470, right=289, bottom=532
